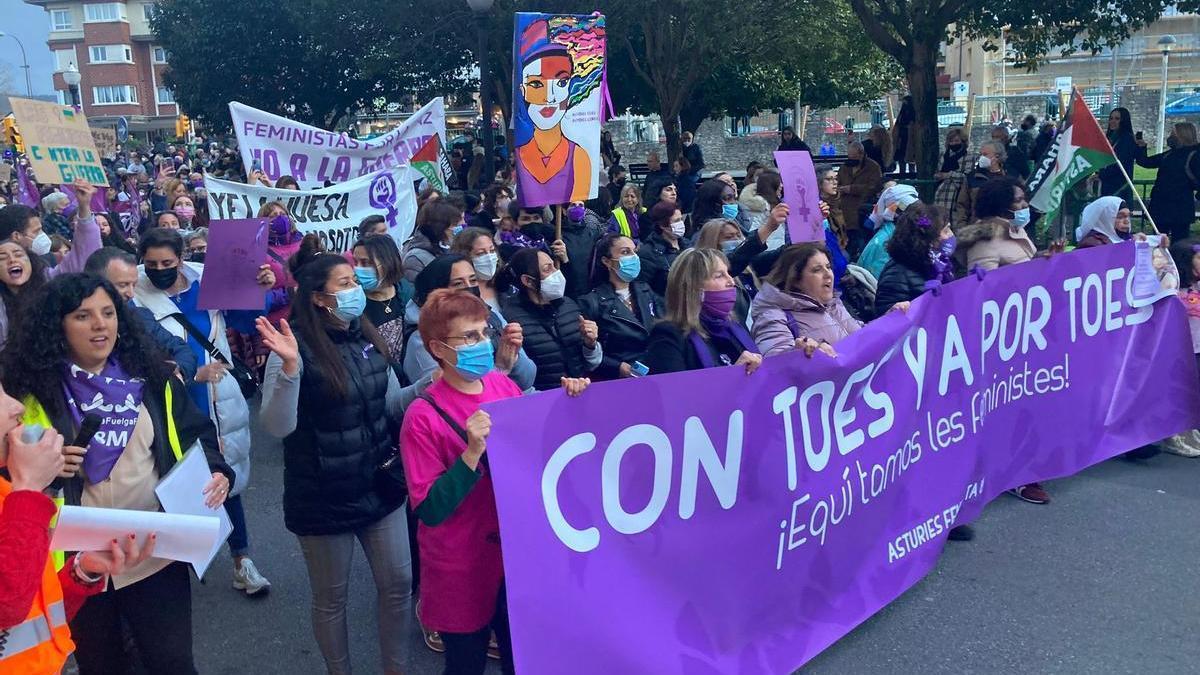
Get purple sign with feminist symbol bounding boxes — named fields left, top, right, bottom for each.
left=368, top=171, right=399, bottom=231
left=484, top=243, right=1200, bottom=674
left=774, top=150, right=824, bottom=243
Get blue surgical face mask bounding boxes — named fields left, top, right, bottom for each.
left=615, top=254, right=641, bottom=282
left=327, top=285, right=366, bottom=322
left=449, top=338, right=494, bottom=382
left=354, top=266, right=380, bottom=291
left=721, top=203, right=739, bottom=220
left=720, top=239, right=741, bottom=255
left=1011, top=207, right=1031, bottom=229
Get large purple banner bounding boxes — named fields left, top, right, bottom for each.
left=485, top=243, right=1200, bottom=674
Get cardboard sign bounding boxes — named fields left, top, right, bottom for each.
left=90, top=127, right=117, bottom=157
left=8, top=97, right=106, bottom=185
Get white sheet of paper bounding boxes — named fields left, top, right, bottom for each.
left=52, top=506, right=221, bottom=570
left=154, top=444, right=233, bottom=579
left=1130, top=237, right=1180, bottom=308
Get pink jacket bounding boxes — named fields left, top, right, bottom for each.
left=265, top=238, right=302, bottom=324
left=750, top=283, right=862, bottom=357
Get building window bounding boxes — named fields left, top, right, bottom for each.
left=56, top=90, right=68, bottom=105
left=89, top=45, right=133, bottom=64
left=53, top=49, right=75, bottom=72
left=93, top=85, right=138, bottom=105
left=143, top=3, right=157, bottom=22
left=84, top=3, right=126, bottom=23
left=50, top=9, right=73, bottom=31
left=153, top=46, right=167, bottom=63
left=156, top=86, right=175, bottom=104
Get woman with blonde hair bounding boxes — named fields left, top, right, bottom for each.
left=864, top=126, right=894, bottom=172
left=1137, top=121, right=1200, bottom=241
left=607, top=184, right=647, bottom=241
left=644, top=247, right=762, bottom=375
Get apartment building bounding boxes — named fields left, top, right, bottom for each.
left=26, top=0, right=178, bottom=134
left=942, top=8, right=1200, bottom=97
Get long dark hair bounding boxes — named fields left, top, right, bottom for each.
left=764, top=243, right=830, bottom=292
left=496, top=246, right=544, bottom=298
left=886, top=203, right=943, bottom=278
left=589, top=233, right=627, bottom=287
left=352, top=235, right=404, bottom=289
left=691, top=179, right=729, bottom=227
left=0, top=242, right=51, bottom=332
left=1, top=273, right=173, bottom=417
left=1109, top=107, right=1133, bottom=138
left=288, top=241, right=389, bottom=400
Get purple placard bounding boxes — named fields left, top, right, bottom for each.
left=198, top=218, right=268, bottom=310
left=485, top=242, right=1200, bottom=675
left=774, top=150, right=823, bottom=243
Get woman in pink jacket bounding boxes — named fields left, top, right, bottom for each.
left=750, top=243, right=863, bottom=357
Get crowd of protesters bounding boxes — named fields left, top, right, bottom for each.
left=0, top=99, right=1196, bottom=675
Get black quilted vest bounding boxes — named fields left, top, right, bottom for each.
left=282, top=322, right=400, bottom=536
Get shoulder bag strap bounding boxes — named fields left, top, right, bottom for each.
left=169, top=311, right=230, bottom=367
left=417, top=392, right=468, bottom=444
left=266, top=248, right=289, bottom=267
left=417, top=391, right=488, bottom=471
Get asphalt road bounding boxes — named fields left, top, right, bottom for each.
left=188, top=410, right=1200, bottom=675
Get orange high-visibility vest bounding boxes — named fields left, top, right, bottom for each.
left=0, top=479, right=74, bottom=674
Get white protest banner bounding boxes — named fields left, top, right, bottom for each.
left=204, top=167, right=417, bottom=252
left=229, top=98, right=446, bottom=190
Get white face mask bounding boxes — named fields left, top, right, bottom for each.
left=976, top=155, right=993, bottom=170
left=472, top=252, right=499, bottom=280
left=30, top=231, right=52, bottom=256
left=670, top=220, right=686, bottom=238
left=539, top=269, right=567, bottom=301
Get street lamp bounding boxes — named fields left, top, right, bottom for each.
left=63, top=62, right=82, bottom=110
left=1156, top=34, right=1176, bottom=153
left=0, top=32, right=32, bottom=97
left=467, top=0, right=495, bottom=186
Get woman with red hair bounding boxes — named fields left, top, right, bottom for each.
left=400, top=288, right=589, bottom=674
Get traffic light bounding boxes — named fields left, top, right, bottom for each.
left=175, top=114, right=190, bottom=139
left=2, top=116, right=23, bottom=154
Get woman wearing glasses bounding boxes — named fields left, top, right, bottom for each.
left=400, top=288, right=589, bottom=674
left=257, top=243, right=434, bottom=675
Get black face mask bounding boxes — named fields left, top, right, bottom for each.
left=947, top=143, right=964, bottom=152
left=845, top=159, right=861, bottom=167
left=523, top=221, right=552, bottom=240
left=189, top=252, right=206, bottom=264
left=146, top=266, right=179, bottom=290
left=464, top=285, right=481, bottom=297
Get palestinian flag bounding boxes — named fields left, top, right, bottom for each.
left=1028, top=89, right=1117, bottom=223
left=411, top=135, right=450, bottom=193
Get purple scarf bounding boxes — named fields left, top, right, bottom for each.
left=690, top=314, right=756, bottom=369
left=62, top=360, right=145, bottom=483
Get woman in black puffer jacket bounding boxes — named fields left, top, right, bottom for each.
left=500, top=247, right=602, bottom=390
left=258, top=241, right=432, bottom=675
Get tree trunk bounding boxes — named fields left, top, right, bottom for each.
left=907, top=39, right=941, bottom=180
left=661, top=113, right=682, bottom=164
left=679, top=103, right=707, bottom=138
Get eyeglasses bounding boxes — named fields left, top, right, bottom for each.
left=442, top=326, right=495, bottom=346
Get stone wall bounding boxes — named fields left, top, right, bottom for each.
left=606, top=89, right=1199, bottom=174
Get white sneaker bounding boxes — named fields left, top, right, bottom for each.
left=233, top=558, right=271, bottom=595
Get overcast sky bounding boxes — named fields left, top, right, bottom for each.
left=1, top=1, right=56, bottom=97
